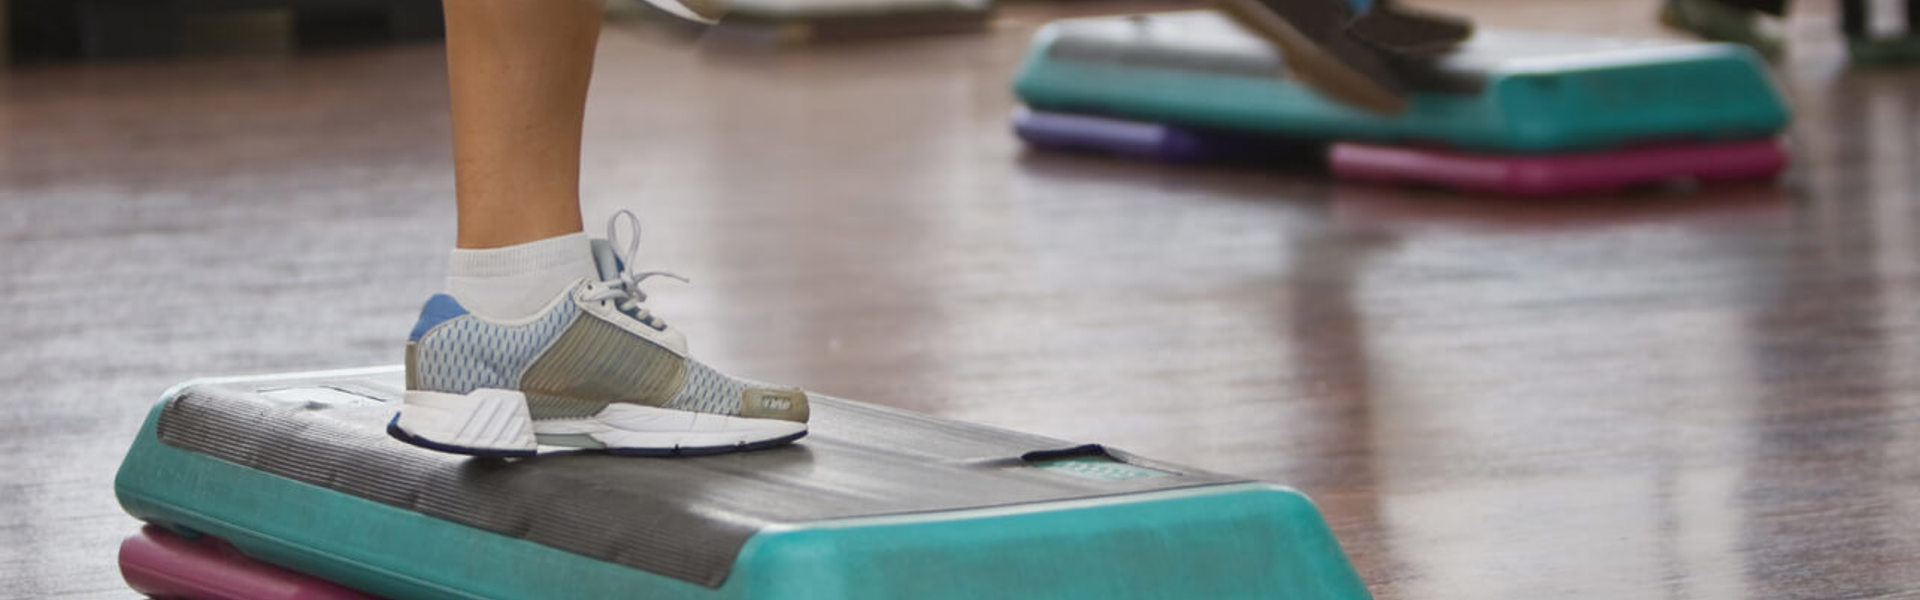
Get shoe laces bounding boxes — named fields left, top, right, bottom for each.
left=584, top=209, right=689, bottom=330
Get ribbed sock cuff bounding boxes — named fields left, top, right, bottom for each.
left=445, top=233, right=597, bottom=321
left=448, top=233, right=594, bottom=279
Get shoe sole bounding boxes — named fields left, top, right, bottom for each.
left=388, top=389, right=539, bottom=457
left=530, top=402, right=809, bottom=456
left=387, top=415, right=539, bottom=458
left=605, top=429, right=810, bottom=457
left=388, top=389, right=806, bottom=457
left=1211, top=0, right=1410, bottom=115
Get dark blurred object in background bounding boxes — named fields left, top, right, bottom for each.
left=6, top=0, right=443, bottom=63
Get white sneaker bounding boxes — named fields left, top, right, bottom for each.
left=389, top=210, right=809, bottom=457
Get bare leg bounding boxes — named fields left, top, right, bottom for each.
left=443, top=0, right=605, bottom=249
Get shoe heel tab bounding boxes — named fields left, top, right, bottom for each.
left=409, top=294, right=470, bottom=341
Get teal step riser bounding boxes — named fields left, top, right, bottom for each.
left=116, top=400, right=1374, bottom=600
left=117, top=403, right=702, bottom=600
left=1012, top=34, right=1791, bottom=153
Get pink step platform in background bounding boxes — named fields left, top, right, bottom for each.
left=121, top=526, right=378, bottom=600
left=1330, top=138, right=1789, bottom=196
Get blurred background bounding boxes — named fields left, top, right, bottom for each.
left=3, top=0, right=1917, bottom=598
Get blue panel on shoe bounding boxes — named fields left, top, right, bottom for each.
left=115, top=367, right=1372, bottom=600
left=407, top=294, right=469, bottom=341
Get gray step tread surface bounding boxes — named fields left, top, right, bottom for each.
left=150, top=370, right=1246, bottom=588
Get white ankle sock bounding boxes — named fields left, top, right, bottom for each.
left=446, top=233, right=597, bottom=321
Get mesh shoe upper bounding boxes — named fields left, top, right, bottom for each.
left=406, top=213, right=810, bottom=424
left=408, top=283, right=811, bottom=424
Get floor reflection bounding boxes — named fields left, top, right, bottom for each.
left=1731, top=60, right=1920, bottom=599
left=1331, top=184, right=1791, bottom=235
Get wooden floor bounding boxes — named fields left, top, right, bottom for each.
left=5, top=0, right=1918, bottom=597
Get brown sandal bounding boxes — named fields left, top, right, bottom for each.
left=1345, top=0, right=1474, bottom=58
left=1211, top=0, right=1415, bottom=114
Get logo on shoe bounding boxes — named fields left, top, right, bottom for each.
left=740, top=390, right=808, bottom=422
left=760, top=395, right=794, bottom=412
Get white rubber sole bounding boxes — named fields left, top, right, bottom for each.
left=390, top=389, right=540, bottom=457
left=389, top=389, right=807, bottom=457
left=533, top=403, right=809, bottom=456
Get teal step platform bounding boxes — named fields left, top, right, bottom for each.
left=115, top=367, right=1371, bottom=600
left=1012, top=11, right=1792, bottom=153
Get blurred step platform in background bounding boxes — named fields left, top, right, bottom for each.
left=5, top=0, right=443, bottom=62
